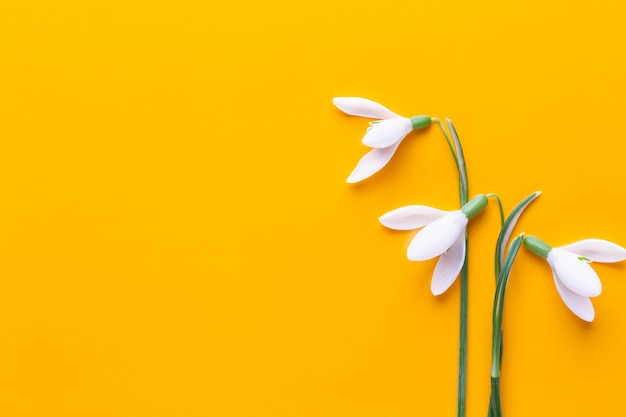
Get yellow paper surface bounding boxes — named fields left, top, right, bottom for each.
left=1, top=0, right=626, bottom=416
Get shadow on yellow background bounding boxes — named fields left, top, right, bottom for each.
left=1, top=0, right=626, bottom=416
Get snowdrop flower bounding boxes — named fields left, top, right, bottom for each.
left=333, top=97, right=431, bottom=183
left=524, top=236, right=626, bottom=322
left=379, top=195, right=488, bottom=295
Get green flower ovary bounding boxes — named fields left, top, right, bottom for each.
left=523, top=235, right=552, bottom=259
left=460, top=194, right=488, bottom=219
left=410, top=116, right=432, bottom=129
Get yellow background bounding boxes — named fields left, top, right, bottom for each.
left=1, top=0, right=626, bottom=416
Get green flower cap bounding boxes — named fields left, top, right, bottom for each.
left=523, top=235, right=552, bottom=259
left=460, top=194, right=488, bottom=219
left=410, top=116, right=432, bottom=130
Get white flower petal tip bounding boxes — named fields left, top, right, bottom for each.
left=553, top=273, right=595, bottom=322
left=407, top=211, right=468, bottom=261
left=346, top=142, right=401, bottom=183
left=361, top=118, right=413, bottom=148
left=332, top=97, right=400, bottom=119
left=430, top=234, right=466, bottom=296
left=379, top=206, right=449, bottom=231
left=560, top=239, right=626, bottom=263
left=580, top=310, right=595, bottom=322
left=548, top=249, right=602, bottom=297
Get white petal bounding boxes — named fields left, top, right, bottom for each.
left=548, top=249, right=602, bottom=297
left=379, top=206, right=449, bottom=231
left=559, top=239, right=626, bottom=263
left=346, top=142, right=401, bottom=183
left=553, top=271, right=595, bottom=322
left=407, top=211, right=468, bottom=261
left=361, top=118, right=413, bottom=148
left=332, top=97, right=400, bottom=119
left=431, top=233, right=466, bottom=296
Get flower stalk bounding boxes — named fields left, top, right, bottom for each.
left=489, top=234, right=524, bottom=417
left=437, top=119, right=469, bottom=417
left=488, top=191, right=541, bottom=417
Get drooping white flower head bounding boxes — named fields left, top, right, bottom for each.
left=524, top=236, right=626, bottom=322
left=379, top=195, right=488, bottom=295
left=332, top=97, right=431, bottom=183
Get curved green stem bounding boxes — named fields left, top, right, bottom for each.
left=494, top=191, right=541, bottom=277
left=487, top=194, right=505, bottom=226
left=446, top=119, right=468, bottom=204
left=432, top=117, right=460, bottom=173
left=438, top=119, right=469, bottom=417
left=447, top=119, right=469, bottom=417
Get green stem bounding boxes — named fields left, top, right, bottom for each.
left=494, top=191, right=541, bottom=277
left=486, top=192, right=505, bottom=416
left=439, top=119, right=469, bottom=417
left=432, top=118, right=460, bottom=174
left=490, top=378, right=501, bottom=417
left=487, top=194, right=505, bottom=226
left=488, top=192, right=540, bottom=417
left=447, top=119, right=468, bottom=204
left=458, top=245, right=468, bottom=417
left=489, top=235, right=525, bottom=417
